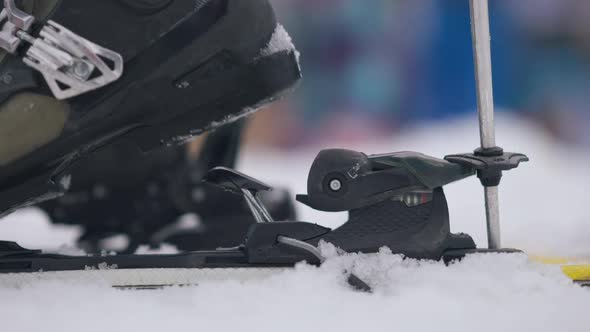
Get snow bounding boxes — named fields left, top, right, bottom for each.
left=0, top=114, right=589, bottom=332
left=261, top=24, right=300, bottom=61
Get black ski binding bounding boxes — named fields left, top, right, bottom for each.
left=0, top=148, right=527, bottom=291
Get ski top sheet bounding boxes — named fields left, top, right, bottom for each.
left=0, top=267, right=291, bottom=289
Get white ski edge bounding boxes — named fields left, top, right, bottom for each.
left=0, top=267, right=291, bottom=289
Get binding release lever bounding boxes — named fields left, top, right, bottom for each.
left=0, top=0, right=123, bottom=99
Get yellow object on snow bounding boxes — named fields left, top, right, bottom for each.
left=529, top=255, right=590, bottom=281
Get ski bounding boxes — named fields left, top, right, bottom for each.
left=0, top=266, right=290, bottom=289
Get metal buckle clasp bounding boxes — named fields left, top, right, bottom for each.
left=0, top=0, right=123, bottom=99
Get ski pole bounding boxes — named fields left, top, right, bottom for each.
left=469, top=0, right=501, bottom=249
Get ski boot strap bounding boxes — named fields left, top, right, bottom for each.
left=0, top=0, right=123, bottom=99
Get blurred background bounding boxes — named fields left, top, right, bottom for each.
left=243, top=0, right=590, bottom=148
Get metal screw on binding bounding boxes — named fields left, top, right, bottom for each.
left=329, top=179, right=342, bottom=192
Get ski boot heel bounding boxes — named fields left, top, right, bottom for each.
left=129, top=48, right=301, bottom=152
left=117, top=0, right=302, bottom=152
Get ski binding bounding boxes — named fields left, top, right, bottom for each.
left=0, top=148, right=529, bottom=290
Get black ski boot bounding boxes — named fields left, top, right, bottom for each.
left=38, top=121, right=297, bottom=253
left=0, top=0, right=301, bottom=217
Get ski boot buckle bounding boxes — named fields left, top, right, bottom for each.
left=0, top=0, right=123, bottom=99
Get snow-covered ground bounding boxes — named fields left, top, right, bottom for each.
left=0, top=115, right=588, bottom=332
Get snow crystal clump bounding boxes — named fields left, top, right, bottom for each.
left=59, top=174, right=71, bottom=190
left=261, top=24, right=301, bottom=62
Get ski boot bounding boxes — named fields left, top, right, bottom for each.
left=38, top=121, right=297, bottom=253
left=0, top=0, right=301, bottom=217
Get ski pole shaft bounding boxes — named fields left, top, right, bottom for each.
left=469, top=0, right=501, bottom=249
left=470, top=0, right=495, bottom=149
left=484, top=186, right=500, bottom=248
